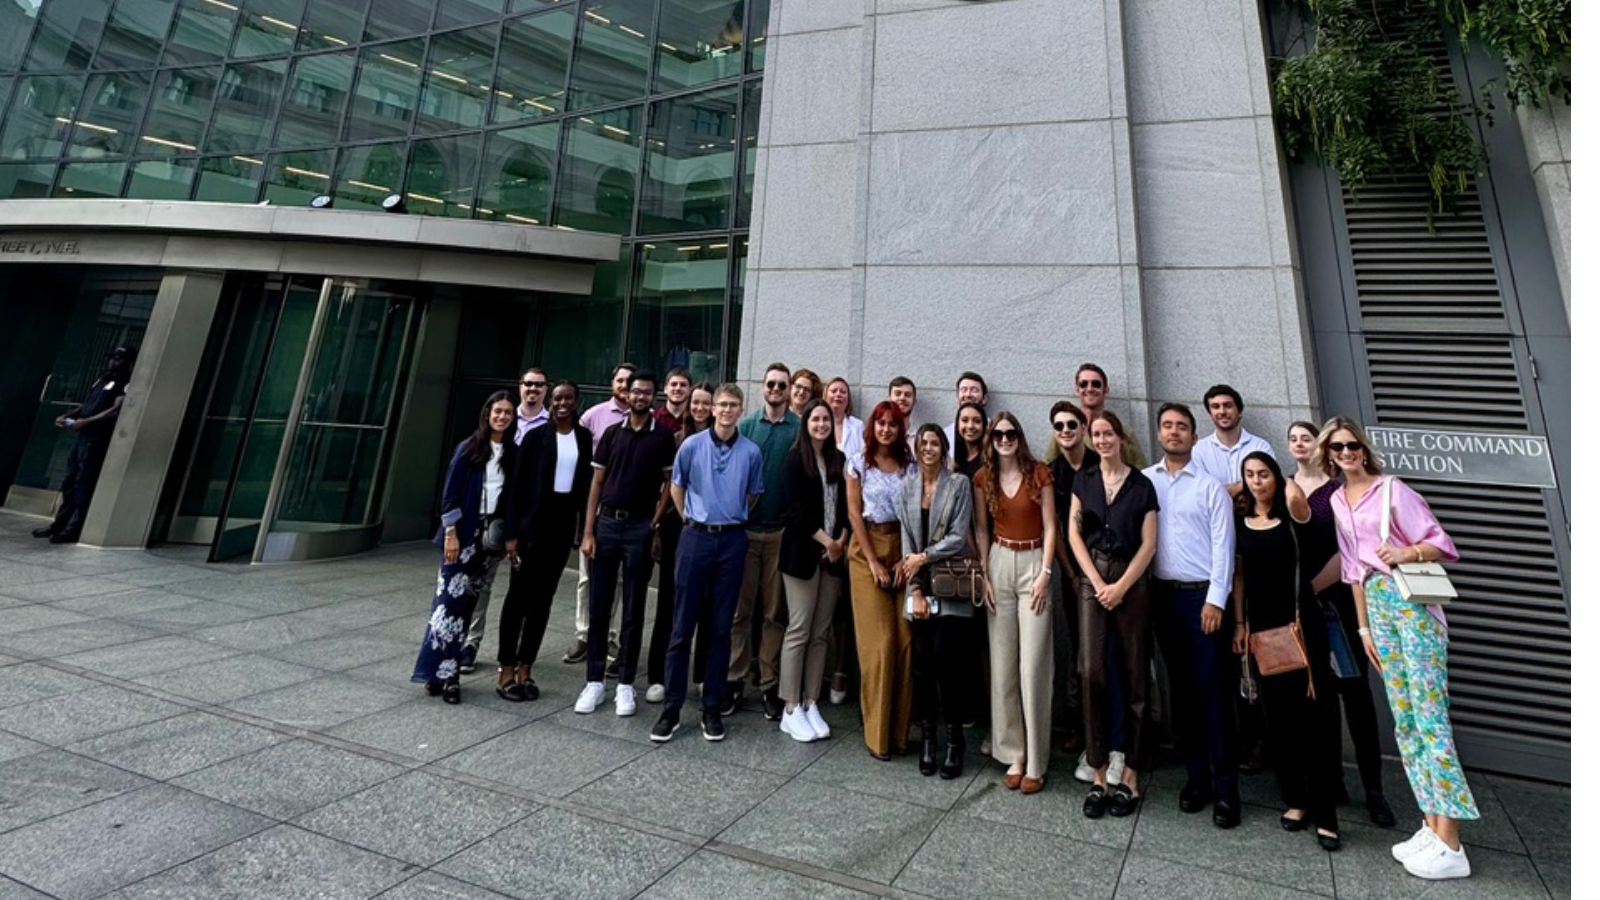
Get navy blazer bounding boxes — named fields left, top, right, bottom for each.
left=506, top=421, right=593, bottom=546
left=435, top=437, right=516, bottom=546
left=778, top=447, right=849, bottom=580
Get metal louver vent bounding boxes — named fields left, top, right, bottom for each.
left=1409, top=481, right=1570, bottom=747
left=1365, top=336, right=1527, bottom=430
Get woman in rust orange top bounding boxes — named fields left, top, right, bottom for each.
left=972, top=412, right=1057, bottom=794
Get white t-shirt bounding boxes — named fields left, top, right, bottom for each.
left=483, top=441, right=505, bottom=513
left=554, top=429, right=580, bottom=493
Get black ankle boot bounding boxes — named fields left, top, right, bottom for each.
left=940, top=723, right=966, bottom=780
left=918, top=721, right=937, bottom=776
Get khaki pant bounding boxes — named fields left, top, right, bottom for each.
left=848, top=528, right=912, bottom=756
left=731, top=529, right=785, bottom=691
left=988, top=544, right=1053, bottom=780
left=780, top=570, right=841, bottom=705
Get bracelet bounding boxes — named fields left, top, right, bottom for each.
left=1358, top=627, right=1371, bottom=637
left=1411, top=546, right=1421, bottom=563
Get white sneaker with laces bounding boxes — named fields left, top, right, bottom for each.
left=803, top=703, right=831, bottom=740
left=1403, top=837, right=1471, bottom=880
left=574, top=681, right=606, bottom=714
left=779, top=707, right=817, bottom=742
left=1107, top=751, right=1126, bottom=787
left=645, top=683, right=666, bottom=703
left=1391, top=825, right=1438, bottom=862
left=1074, top=752, right=1095, bottom=784
left=615, top=684, right=637, bottom=717
left=829, top=686, right=847, bottom=705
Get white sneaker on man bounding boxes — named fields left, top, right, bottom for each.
left=1074, top=752, right=1095, bottom=784
left=1403, top=837, right=1471, bottom=880
left=803, top=703, right=831, bottom=740
left=574, top=681, right=606, bottom=714
left=1106, top=751, right=1126, bottom=787
left=779, top=707, right=817, bottom=742
left=645, top=683, right=666, bottom=703
left=1391, top=825, right=1438, bottom=862
left=615, top=684, right=637, bottom=717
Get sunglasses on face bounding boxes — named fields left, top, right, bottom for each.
left=991, top=429, right=1018, bottom=443
left=1077, top=379, right=1103, bottom=390
left=1052, top=420, right=1080, bottom=432
left=521, top=380, right=546, bottom=389
left=766, top=380, right=788, bottom=390
left=1327, top=441, right=1363, bottom=453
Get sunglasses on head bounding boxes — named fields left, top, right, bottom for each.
left=521, top=380, right=546, bottom=389
left=766, top=380, right=788, bottom=390
left=1077, top=379, right=1103, bottom=389
left=1327, top=441, right=1363, bottom=453
left=1052, top=419, right=1080, bottom=432
left=991, top=429, right=1018, bottom=443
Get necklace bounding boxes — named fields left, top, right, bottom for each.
left=1102, top=466, right=1129, bottom=502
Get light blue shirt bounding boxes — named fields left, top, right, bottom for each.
left=673, top=429, right=765, bottom=526
left=1190, top=427, right=1275, bottom=486
left=1144, top=458, right=1235, bottom=610
left=514, top=407, right=548, bottom=444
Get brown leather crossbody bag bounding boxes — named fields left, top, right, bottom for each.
left=1242, top=520, right=1315, bottom=698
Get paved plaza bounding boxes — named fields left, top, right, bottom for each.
left=0, top=510, right=1570, bottom=900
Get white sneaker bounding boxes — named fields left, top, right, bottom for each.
left=645, top=683, right=666, bottom=703
left=1403, top=837, right=1471, bottom=880
left=1074, top=752, right=1095, bottom=784
left=1391, top=825, right=1438, bottom=862
left=1107, top=751, right=1126, bottom=787
left=693, top=682, right=703, bottom=697
left=803, top=703, right=831, bottom=740
left=980, top=736, right=992, bottom=756
left=779, top=707, right=817, bottom=742
left=574, top=681, right=606, bottom=714
left=615, top=684, right=637, bottom=717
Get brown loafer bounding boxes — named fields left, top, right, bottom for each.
left=1003, top=771, right=1023, bottom=790
left=1020, top=776, right=1046, bottom=795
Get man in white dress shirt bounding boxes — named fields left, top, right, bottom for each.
left=1190, top=384, right=1275, bottom=498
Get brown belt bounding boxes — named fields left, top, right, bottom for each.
left=863, top=520, right=901, bottom=534
left=995, top=536, right=1043, bottom=551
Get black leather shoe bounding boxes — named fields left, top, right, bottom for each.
left=1108, top=783, right=1142, bottom=818
left=441, top=679, right=461, bottom=705
left=939, top=724, right=965, bottom=780
left=701, top=710, right=726, bottom=742
left=1213, top=797, right=1241, bottom=829
left=31, top=526, right=55, bottom=539
left=718, top=682, right=744, bottom=716
left=918, top=722, right=937, bottom=777
left=425, top=681, right=444, bottom=697
left=650, top=710, right=681, bottom=743
left=1281, top=812, right=1309, bottom=832
left=1316, top=829, right=1342, bottom=852
left=1366, top=790, right=1397, bottom=828
left=1178, top=782, right=1209, bottom=814
left=762, top=689, right=783, bottom=722
left=49, top=531, right=80, bottom=544
left=1083, top=784, right=1109, bottom=819
left=520, top=680, right=540, bottom=702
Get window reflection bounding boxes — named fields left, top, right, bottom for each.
left=0, top=75, right=85, bottom=160
left=477, top=122, right=558, bottom=225
left=141, top=67, right=220, bottom=155
left=363, top=0, right=433, bottom=42
left=164, top=0, right=240, bottom=65
left=416, top=25, right=495, bottom=133
left=492, top=8, right=573, bottom=124
left=0, top=161, right=56, bottom=198
left=567, top=0, right=651, bottom=112
left=640, top=87, right=738, bottom=234
left=541, top=242, right=628, bottom=386
left=333, top=141, right=407, bottom=210
left=23, top=0, right=111, bottom=72
left=195, top=154, right=263, bottom=201
left=276, top=52, right=355, bottom=148
left=553, top=105, right=642, bottom=234
left=406, top=133, right=481, bottom=217
left=739, top=79, right=760, bottom=227
left=127, top=158, right=197, bottom=199
left=96, top=0, right=179, bottom=70
left=654, top=0, right=744, bottom=92
left=67, top=71, right=150, bottom=158
left=54, top=161, right=127, bottom=197
left=205, top=60, right=286, bottom=153
left=297, top=0, right=368, bottom=52
left=231, top=0, right=309, bottom=59
left=629, top=241, right=729, bottom=385
left=347, top=40, right=424, bottom=142
left=434, top=0, right=500, bottom=30
left=0, top=1, right=43, bottom=71
left=264, top=147, right=333, bottom=205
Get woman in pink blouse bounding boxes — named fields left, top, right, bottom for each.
left=1320, top=417, right=1477, bottom=882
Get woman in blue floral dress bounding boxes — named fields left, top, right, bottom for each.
left=413, top=391, right=517, bottom=704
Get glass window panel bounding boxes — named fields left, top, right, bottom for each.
left=415, top=25, right=495, bottom=133
left=405, top=132, right=480, bottom=217
left=263, top=147, right=333, bottom=205
left=727, top=236, right=746, bottom=380
left=345, top=40, right=423, bottom=142
left=509, top=0, right=565, bottom=11
left=54, top=160, right=126, bottom=197
left=654, top=0, right=742, bottom=92
left=195, top=154, right=262, bottom=200
left=738, top=78, right=759, bottom=226
left=0, top=162, right=57, bottom=199
left=553, top=105, right=641, bottom=234
left=0, top=75, right=85, bottom=160
left=492, top=8, right=572, bottom=124
left=332, top=140, right=406, bottom=210
left=639, top=86, right=737, bottom=234
left=230, top=0, right=306, bottom=58
left=434, top=0, right=499, bottom=30
left=163, top=0, right=238, bottom=65
left=476, top=122, right=557, bottom=224
left=95, top=0, right=178, bottom=70
left=0, top=2, right=44, bottom=71
left=362, top=0, right=433, bottom=42
left=67, top=71, right=150, bottom=158
left=540, top=242, right=627, bottom=386
left=204, top=59, right=285, bottom=154
left=567, top=0, right=651, bottom=112
left=296, top=0, right=366, bottom=51
left=127, top=157, right=196, bottom=198
left=275, top=52, right=355, bottom=148
left=628, top=241, right=728, bottom=384
left=747, top=0, right=769, bottom=71
left=23, top=0, right=111, bottom=72
left=0, top=78, right=11, bottom=117
left=139, top=66, right=218, bottom=156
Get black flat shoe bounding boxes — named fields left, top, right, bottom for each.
left=1316, top=829, right=1342, bottom=852
left=31, top=526, right=55, bottom=539
left=1178, top=782, right=1209, bottom=814
left=1281, top=812, right=1309, bottom=832
left=496, top=682, right=525, bottom=702
left=1083, top=784, right=1109, bottom=819
left=1366, top=791, right=1396, bottom=828
left=425, top=681, right=444, bottom=697
left=1108, top=783, right=1141, bottom=818
left=520, top=680, right=540, bottom=702
left=442, top=680, right=461, bottom=705
left=1213, top=797, right=1241, bottom=829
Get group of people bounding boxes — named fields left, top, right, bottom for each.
left=411, top=362, right=1478, bottom=882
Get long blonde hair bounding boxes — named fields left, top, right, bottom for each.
left=1314, top=416, right=1383, bottom=477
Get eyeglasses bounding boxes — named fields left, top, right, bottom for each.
left=1327, top=441, right=1363, bottom=453
left=765, top=380, right=788, bottom=391
left=1077, top=379, right=1103, bottom=390
left=1052, top=420, right=1081, bottom=433
left=991, top=429, right=1018, bottom=443
left=521, top=380, right=546, bottom=389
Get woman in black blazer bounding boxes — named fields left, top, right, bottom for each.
left=495, top=381, right=592, bottom=701
left=776, top=398, right=851, bottom=742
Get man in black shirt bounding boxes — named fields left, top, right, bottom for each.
left=572, top=371, right=677, bottom=718
left=34, top=347, right=135, bottom=544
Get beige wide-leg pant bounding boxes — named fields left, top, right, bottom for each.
left=988, top=544, right=1053, bottom=780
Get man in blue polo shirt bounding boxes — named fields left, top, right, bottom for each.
left=651, top=384, right=765, bottom=744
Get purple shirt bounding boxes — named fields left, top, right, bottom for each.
left=578, top=398, right=629, bottom=453
left=1331, top=475, right=1459, bottom=626
left=515, top=406, right=548, bottom=444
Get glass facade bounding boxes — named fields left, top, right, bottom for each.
left=0, top=0, right=767, bottom=386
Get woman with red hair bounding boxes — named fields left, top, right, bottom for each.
left=845, top=400, right=914, bottom=759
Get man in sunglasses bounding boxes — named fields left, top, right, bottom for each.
left=730, top=362, right=800, bottom=719
left=1074, top=363, right=1109, bottom=421
left=1192, top=383, right=1276, bottom=499
left=564, top=362, right=637, bottom=667
left=515, top=367, right=549, bottom=441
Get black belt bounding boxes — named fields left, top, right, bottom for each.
left=1156, top=578, right=1209, bottom=592
left=686, top=520, right=744, bottom=533
left=598, top=506, right=650, bottom=521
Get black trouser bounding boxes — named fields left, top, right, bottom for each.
left=664, top=524, right=748, bottom=713
left=585, top=514, right=655, bottom=684
left=1080, top=552, right=1153, bottom=772
left=1326, top=585, right=1385, bottom=794
left=911, top=615, right=968, bottom=726
left=1259, top=597, right=1344, bottom=832
left=1153, top=580, right=1238, bottom=801
left=497, top=501, right=577, bottom=667
left=50, top=437, right=110, bottom=536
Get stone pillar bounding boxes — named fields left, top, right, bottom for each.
left=79, top=269, right=224, bottom=549
left=1516, top=101, right=1571, bottom=317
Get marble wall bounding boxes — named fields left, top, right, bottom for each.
left=1517, top=101, right=1571, bottom=317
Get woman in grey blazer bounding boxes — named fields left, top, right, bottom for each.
left=895, top=424, right=977, bottom=779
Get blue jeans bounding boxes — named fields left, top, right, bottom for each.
left=664, top=525, right=748, bottom=714
left=585, top=516, right=655, bottom=684
left=1154, top=581, right=1238, bottom=800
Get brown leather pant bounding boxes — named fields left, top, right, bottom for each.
left=1078, top=550, right=1154, bottom=773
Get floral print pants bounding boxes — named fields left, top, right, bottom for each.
left=1365, top=572, right=1479, bottom=819
left=412, top=535, right=498, bottom=686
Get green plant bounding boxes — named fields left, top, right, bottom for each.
left=1436, top=0, right=1571, bottom=106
